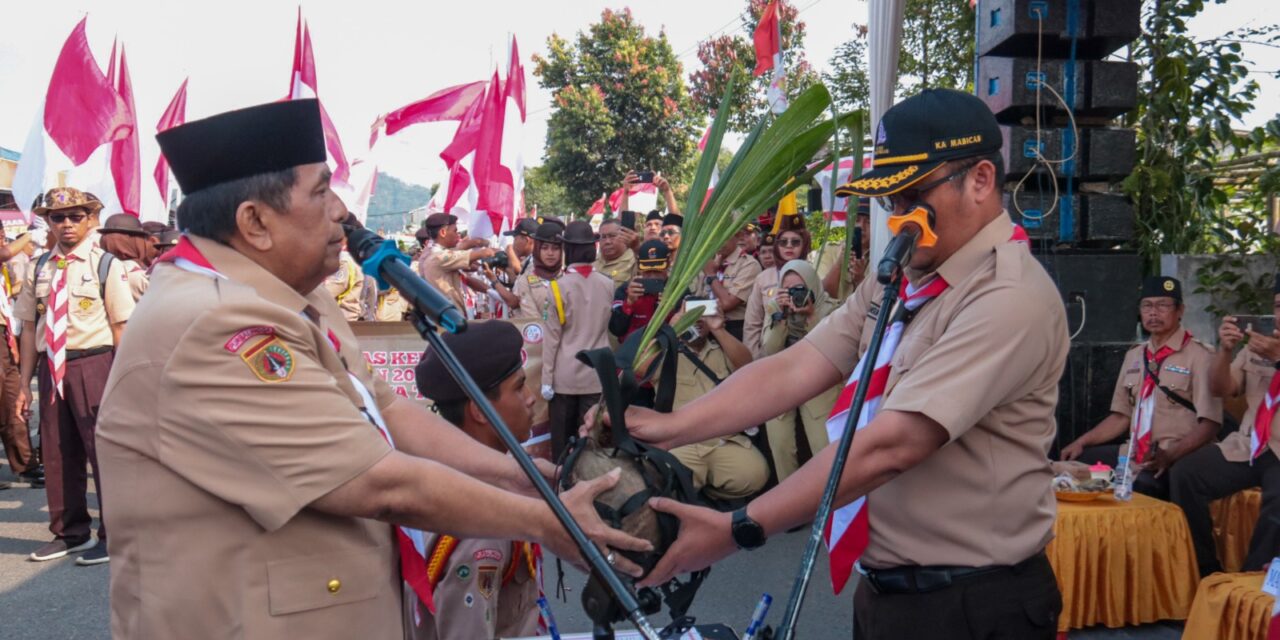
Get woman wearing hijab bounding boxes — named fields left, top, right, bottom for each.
left=98, top=214, right=160, bottom=301
left=742, top=222, right=811, bottom=358
left=760, top=259, right=842, bottom=481
left=494, top=223, right=563, bottom=321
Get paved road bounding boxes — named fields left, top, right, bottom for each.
left=0, top=464, right=1181, bottom=639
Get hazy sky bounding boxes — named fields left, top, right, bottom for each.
left=1, top=0, right=1274, bottom=204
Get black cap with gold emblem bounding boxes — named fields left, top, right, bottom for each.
left=636, top=239, right=670, bottom=271
left=836, top=89, right=1002, bottom=198
left=1141, top=276, right=1182, bottom=303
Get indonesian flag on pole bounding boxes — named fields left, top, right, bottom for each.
left=13, top=17, right=132, bottom=220
left=154, top=78, right=189, bottom=209
left=823, top=277, right=949, bottom=594
left=471, top=70, right=514, bottom=239
left=110, top=44, right=141, bottom=217
left=287, top=10, right=351, bottom=187
left=813, top=157, right=874, bottom=226
left=753, top=0, right=788, bottom=114
left=370, top=81, right=486, bottom=148
left=501, top=35, right=527, bottom=235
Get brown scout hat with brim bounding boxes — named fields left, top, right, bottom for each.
left=835, top=88, right=1002, bottom=198
left=561, top=220, right=597, bottom=245
left=32, top=187, right=103, bottom=217
left=99, top=213, right=150, bottom=237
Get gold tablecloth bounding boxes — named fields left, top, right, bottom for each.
left=1046, top=493, right=1199, bottom=633
left=1182, top=572, right=1272, bottom=640
left=1211, top=488, right=1263, bottom=573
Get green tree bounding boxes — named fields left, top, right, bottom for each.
left=688, top=0, right=820, bottom=133
left=824, top=24, right=870, bottom=116
left=534, top=8, right=702, bottom=215
left=899, top=0, right=975, bottom=93
left=522, top=164, right=574, bottom=219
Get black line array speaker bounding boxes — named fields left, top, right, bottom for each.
left=979, top=58, right=1139, bottom=121
left=978, top=0, right=1141, bottom=60
left=1000, top=126, right=1136, bottom=180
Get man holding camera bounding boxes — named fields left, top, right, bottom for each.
left=1060, top=276, right=1221, bottom=499
left=695, top=227, right=762, bottom=342
left=610, top=240, right=670, bottom=341
left=1169, top=275, right=1280, bottom=577
left=502, top=217, right=540, bottom=276
left=417, top=213, right=495, bottom=312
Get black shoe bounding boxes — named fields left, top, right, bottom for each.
left=29, top=537, right=95, bottom=562
left=75, top=544, right=109, bottom=566
left=18, top=469, right=44, bottom=487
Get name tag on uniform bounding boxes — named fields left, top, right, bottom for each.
left=1163, top=365, right=1191, bottom=375
left=1127, top=365, right=1141, bottom=374
left=1252, top=357, right=1274, bottom=368
left=1263, top=558, right=1280, bottom=596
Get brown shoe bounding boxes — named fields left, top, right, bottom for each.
left=29, top=537, right=95, bottom=562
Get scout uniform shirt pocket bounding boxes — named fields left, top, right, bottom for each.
left=70, top=281, right=102, bottom=317
left=266, top=546, right=391, bottom=615
left=1158, top=364, right=1191, bottom=405
left=1123, top=367, right=1141, bottom=405
left=1244, top=356, right=1276, bottom=399
left=887, top=334, right=935, bottom=394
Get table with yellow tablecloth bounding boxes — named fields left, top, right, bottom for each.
left=1211, top=488, right=1263, bottom=573
left=1182, top=572, right=1273, bottom=640
left=1046, top=493, right=1200, bottom=633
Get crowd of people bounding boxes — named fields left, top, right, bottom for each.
left=1, top=89, right=1277, bottom=640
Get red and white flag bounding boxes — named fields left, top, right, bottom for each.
left=823, top=276, right=949, bottom=593
left=154, top=79, right=189, bottom=208
left=371, top=81, right=486, bottom=148
left=287, top=9, right=351, bottom=187
left=110, top=44, right=141, bottom=217
left=752, top=0, right=788, bottom=114
left=12, top=17, right=132, bottom=220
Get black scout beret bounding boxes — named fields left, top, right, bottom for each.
left=157, top=99, right=327, bottom=196
left=415, top=321, right=524, bottom=404
left=1140, top=276, right=1182, bottom=303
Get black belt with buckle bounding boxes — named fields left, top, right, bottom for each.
left=861, top=552, right=1045, bottom=595
left=66, top=346, right=113, bottom=361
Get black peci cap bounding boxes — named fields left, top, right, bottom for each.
left=1141, top=276, right=1182, bottom=303
left=157, top=99, right=327, bottom=196
left=836, top=89, right=1002, bottom=198
left=646, top=210, right=664, bottom=223
left=636, top=240, right=670, bottom=271
left=661, top=213, right=683, bottom=228
left=415, top=321, right=524, bottom=405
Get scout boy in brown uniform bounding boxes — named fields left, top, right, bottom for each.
left=695, top=227, right=762, bottom=341
left=16, top=188, right=135, bottom=566
left=411, top=321, right=541, bottom=640
left=541, top=221, right=613, bottom=458
left=417, top=213, right=495, bottom=312
left=1060, top=276, right=1221, bottom=498
left=1170, top=275, right=1280, bottom=576
left=94, top=99, right=648, bottom=640
left=610, top=89, right=1068, bottom=639
left=325, top=243, right=374, bottom=322
left=0, top=232, right=37, bottom=488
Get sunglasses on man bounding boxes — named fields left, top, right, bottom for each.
left=48, top=213, right=88, bottom=224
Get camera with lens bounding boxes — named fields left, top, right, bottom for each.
left=480, top=250, right=510, bottom=271
left=771, top=285, right=814, bottom=323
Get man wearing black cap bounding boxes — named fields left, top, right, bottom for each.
left=503, top=217, right=540, bottom=276
left=409, top=321, right=541, bottom=640
left=418, top=212, right=496, bottom=314
left=610, top=239, right=671, bottom=342
left=1061, top=276, right=1221, bottom=498
left=1171, top=275, right=1280, bottom=577
left=610, top=89, right=1069, bottom=638
left=542, top=221, right=613, bottom=458
left=644, top=210, right=664, bottom=241
left=94, top=99, right=649, bottom=639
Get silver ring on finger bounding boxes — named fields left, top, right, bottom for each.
left=606, top=551, right=617, bottom=566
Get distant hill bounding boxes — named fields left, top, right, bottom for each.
left=366, top=172, right=433, bottom=232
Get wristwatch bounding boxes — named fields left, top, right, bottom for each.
left=730, top=507, right=767, bottom=550
left=704, top=275, right=717, bottom=288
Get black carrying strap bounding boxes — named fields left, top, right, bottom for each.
left=676, top=341, right=723, bottom=386
left=1142, top=350, right=1198, bottom=415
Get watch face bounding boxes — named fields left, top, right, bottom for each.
left=733, top=510, right=766, bottom=549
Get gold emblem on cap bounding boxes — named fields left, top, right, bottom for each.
left=327, top=579, right=341, bottom=593
left=1163, top=280, right=1175, bottom=292
left=848, top=165, right=921, bottom=192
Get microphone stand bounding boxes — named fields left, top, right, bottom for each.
left=773, top=238, right=915, bottom=640
left=348, top=228, right=661, bottom=640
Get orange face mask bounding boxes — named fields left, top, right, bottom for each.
left=885, top=204, right=940, bottom=249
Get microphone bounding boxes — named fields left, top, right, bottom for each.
left=876, top=224, right=920, bottom=285
left=343, top=221, right=468, bottom=334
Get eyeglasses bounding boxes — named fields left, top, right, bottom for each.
left=660, top=229, right=681, bottom=237
left=48, top=213, right=87, bottom=224
left=875, top=162, right=976, bottom=212
left=600, top=232, right=622, bottom=241
left=1139, top=301, right=1177, bottom=312
left=776, top=237, right=804, bottom=248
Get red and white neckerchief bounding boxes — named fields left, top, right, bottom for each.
left=44, top=252, right=80, bottom=397
left=1252, top=367, right=1280, bottom=462
left=569, top=264, right=593, bottom=278
left=156, top=236, right=437, bottom=613
left=1128, top=331, right=1192, bottom=464
left=0, top=274, right=18, bottom=359
left=822, top=274, right=949, bottom=594
left=1010, top=224, right=1030, bottom=245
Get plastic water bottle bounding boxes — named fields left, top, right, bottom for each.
left=1113, top=454, right=1134, bottom=501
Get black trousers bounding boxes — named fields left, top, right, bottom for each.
left=852, top=552, right=1061, bottom=639
left=38, top=351, right=112, bottom=543
left=1078, top=444, right=1169, bottom=499
left=1169, top=445, right=1280, bottom=576
left=548, top=393, right=600, bottom=461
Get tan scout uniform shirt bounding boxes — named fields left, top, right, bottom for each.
left=14, top=239, right=135, bottom=351
left=510, top=272, right=556, bottom=321
left=695, top=247, right=762, bottom=322
left=120, top=259, right=149, bottom=301
left=325, top=251, right=368, bottom=322
left=377, top=288, right=410, bottom=322
left=743, top=267, right=780, bottom=357
left=1219, top=350, right=1280, bottom=461
left=594, top=249, right=637, bottom=289
left=804, top=215, right=1068, bottom=569
left=96, top=236, right=402, bottom=639
left=542, top=266, right=613, bottom=395
left=408, top=536, right=539, bottom=640
left=1109, top=327, right=1221, bottom=452
left=669, top=339, right=768, bottom=499
left=419, top=243, right=472, bottom=312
